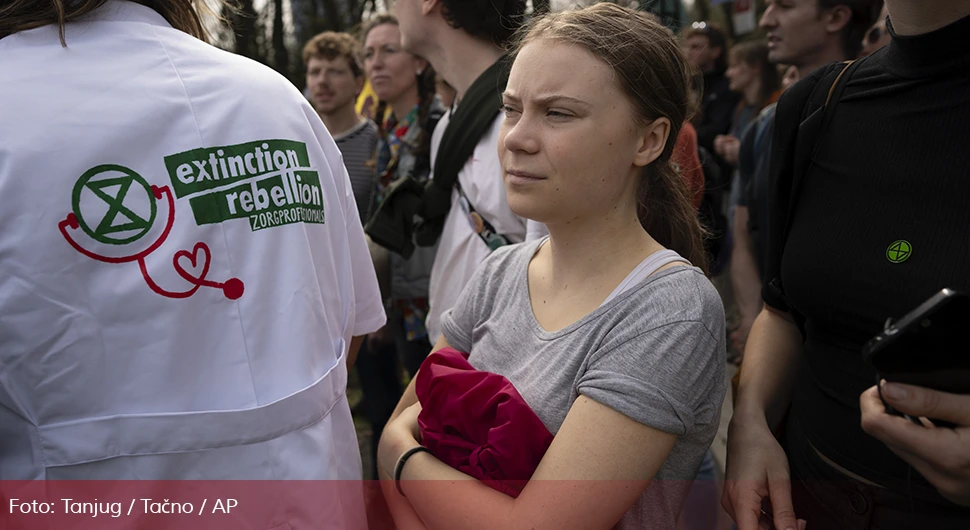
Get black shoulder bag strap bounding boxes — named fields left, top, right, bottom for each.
left=767, top=59, right=864, bottom=332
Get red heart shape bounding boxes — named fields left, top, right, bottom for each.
left=174, top=242, right=211, bottom=284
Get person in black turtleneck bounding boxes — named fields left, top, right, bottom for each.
left=724, top=0, right=970, bottom=529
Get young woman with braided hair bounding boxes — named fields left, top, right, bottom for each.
left=354, top=14, right=446, bottom=480
left=363, top=15, right=440, bottom=176
left=361, top=13, right=445, bottom=376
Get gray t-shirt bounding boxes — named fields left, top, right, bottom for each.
left=333, top=119, right=378, bottom=220
left=441, top=240, right=726, bottom=529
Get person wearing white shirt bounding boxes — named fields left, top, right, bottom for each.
left=0, top=1, right=384, bottom=527
left=393, top=0, right=528, bottom=344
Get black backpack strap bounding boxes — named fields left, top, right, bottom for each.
left=783, top=59, right=861, bottom=240
left=764, top=58, right=864, bottom=323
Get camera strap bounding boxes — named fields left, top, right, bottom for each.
left=455, top=180, right=512, bottom=252
left=413, top=57, right=511, bottom=247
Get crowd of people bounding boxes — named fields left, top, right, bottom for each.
left=1, top=0, right=969, bottom=529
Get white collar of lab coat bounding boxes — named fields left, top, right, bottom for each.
left=80, top=0, right=172, bottom=29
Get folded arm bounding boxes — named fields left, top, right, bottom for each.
left=379, top=391, right=677, bottom=530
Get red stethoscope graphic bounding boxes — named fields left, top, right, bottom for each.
left=59, top=184, right=244, bottom=300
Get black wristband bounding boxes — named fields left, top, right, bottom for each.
left=393, top=445, right=431, bottom=497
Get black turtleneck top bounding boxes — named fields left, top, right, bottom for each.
left=763, top=14, right=970, bottom=506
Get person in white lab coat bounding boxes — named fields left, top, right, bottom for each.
left=0, top=1, right=384, bottom=528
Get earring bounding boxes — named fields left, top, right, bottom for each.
left=416, top=69, right=424, bottom=76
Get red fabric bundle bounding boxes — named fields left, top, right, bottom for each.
left=415, top=348, right=554, bottom=498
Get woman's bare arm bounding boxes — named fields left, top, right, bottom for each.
left=381, top=394, right=677, bottom=530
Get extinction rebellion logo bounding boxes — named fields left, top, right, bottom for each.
left=58, top=139, right=324, bottom=300
left=72, top=164, right=157, bottom=245
left=163, top=139, right=325, bottom=231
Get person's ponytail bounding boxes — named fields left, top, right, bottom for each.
left=638, top=157, right=709, bottom=275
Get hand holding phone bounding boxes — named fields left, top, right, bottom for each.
left=859, top=383, right=970, bottom=506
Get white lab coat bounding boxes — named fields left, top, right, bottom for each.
left=0, top=2, right=383, bottom=527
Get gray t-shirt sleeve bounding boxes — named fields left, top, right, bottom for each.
left=577, top=318, right=722, bottom=436
left=440, top=294, right=475, bottom=354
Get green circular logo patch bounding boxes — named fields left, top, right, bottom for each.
left=886, top=240, right=912, bottom=264
left=71, top=164, right=157, bottom=245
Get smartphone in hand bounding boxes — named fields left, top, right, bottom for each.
left=862, top=289, right=970, bottom=427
